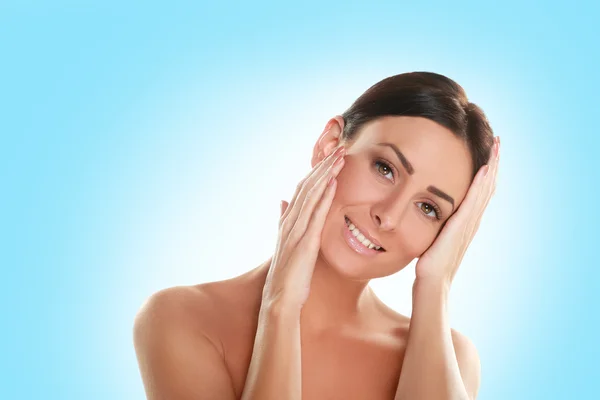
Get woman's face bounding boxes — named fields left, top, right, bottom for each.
left=318, top=116, right=473, bottom=280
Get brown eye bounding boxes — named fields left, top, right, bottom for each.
left=416, top=201, right=442, bottom=220
left=420, top=203, right=433, bottom=213
left=375, top=160, right=393, bottom=180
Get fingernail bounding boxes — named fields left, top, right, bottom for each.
left=334, top=154, right=345, bottom=166
left=497, top=137, right=501, bottom=158
left=334, top=146, right=345, bottom=156
left=484, top=165, right=490, bottom=176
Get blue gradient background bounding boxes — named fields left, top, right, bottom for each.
left=1, top=1, right=598, bottom=399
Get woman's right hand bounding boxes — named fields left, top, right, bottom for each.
left=261, top=145, right=347, bottom=316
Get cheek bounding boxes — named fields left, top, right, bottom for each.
left=333, top=158, right=378, bottom=203
left=396, top=222, right=437, bottom=258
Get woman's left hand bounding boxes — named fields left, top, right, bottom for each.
left=415, top=136, right=500, bottom=286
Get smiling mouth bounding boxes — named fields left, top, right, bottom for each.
left=344, top=216, right=386, bottom=252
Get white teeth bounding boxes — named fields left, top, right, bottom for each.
left=345, top=217, right=382, bottom=251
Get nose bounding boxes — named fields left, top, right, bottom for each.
left=372, top=191, right=411, bottom=232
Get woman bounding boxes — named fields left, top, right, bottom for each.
left=134, top=71, right=499, bottom=400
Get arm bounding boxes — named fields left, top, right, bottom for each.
left=241, top=143, right=346, bottom=399
left=394, top=279, right=481, bottom=400
left=395, top=137, right=499, bottom=399
left=133, top=287, right=237, bottom=400
left=240, top=302, right=302, bottom=400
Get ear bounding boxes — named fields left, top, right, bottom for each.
left=311, top=116, right=345, bottom=167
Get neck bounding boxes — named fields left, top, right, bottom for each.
left=253, top=253, right=377, bottom=335
left=302, top=253, right=376, bottom=334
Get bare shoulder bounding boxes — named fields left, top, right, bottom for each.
left=133, top=277, right=252, bottom=349
left=370, top=293, right=480, bottom=397
left=134, top=284, right=221, bottom=340
left=372, top=293, right=480, bottom=366
left=450, top=328, right=481, bottom=398
left=133, top=284, right=239, bottom=399
left=450, top=328, right=480, bottom=362
left=383, top=299, right=481, bottom=379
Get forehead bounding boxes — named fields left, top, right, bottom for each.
left=348, top=116, right=473, bottom=203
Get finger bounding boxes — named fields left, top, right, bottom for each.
left=445, top=137, right=500, bottom=241
left=468, top=170, right=495, bottom=235
left=280, top=200, right=289, bottom=217
left=303, top=173, right=339, bottom=249
left=287, top=152, right=345, bottom=243
left=471, top=138, right=501, bottom=232
left=277, top=176, right=338, bottom=297
left=273, top=151, right=343, bottom=277
left=287, top=152, right=346, bottom=245
left=457, top=162, right=489, bottom=217
left=476, top=137, right=500, bottom=211
left=488, top=137, right=500, bottom=198
left=281, top=146, right=345, bottom=237
left=463, top=137, right=500, bottom=237
left=281, top=146, right=343, bottom=224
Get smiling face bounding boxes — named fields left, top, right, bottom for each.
left=316, top=116, right=473, bottom=280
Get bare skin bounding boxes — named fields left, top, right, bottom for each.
left=201, top=259, right=408, bottom=398
left=134, top=115, right=499, bottom=399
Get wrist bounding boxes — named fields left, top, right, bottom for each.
left=260, top=296, right=302, bottom=322
left=415, top=271, right=453, bottom=288
left=412, top=277, right=451, bottom=302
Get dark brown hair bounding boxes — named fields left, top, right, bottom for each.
left=341, top=72, right=494, bottom=179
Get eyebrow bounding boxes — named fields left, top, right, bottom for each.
left=375, top=142, right=455, bottom=211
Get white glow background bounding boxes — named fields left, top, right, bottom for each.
left=115, top=67, right=545, bottom=395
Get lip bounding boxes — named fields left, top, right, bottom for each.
left=345, top=215, right=384, bottom=248
left=342, top=216, right=385, bottom=256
